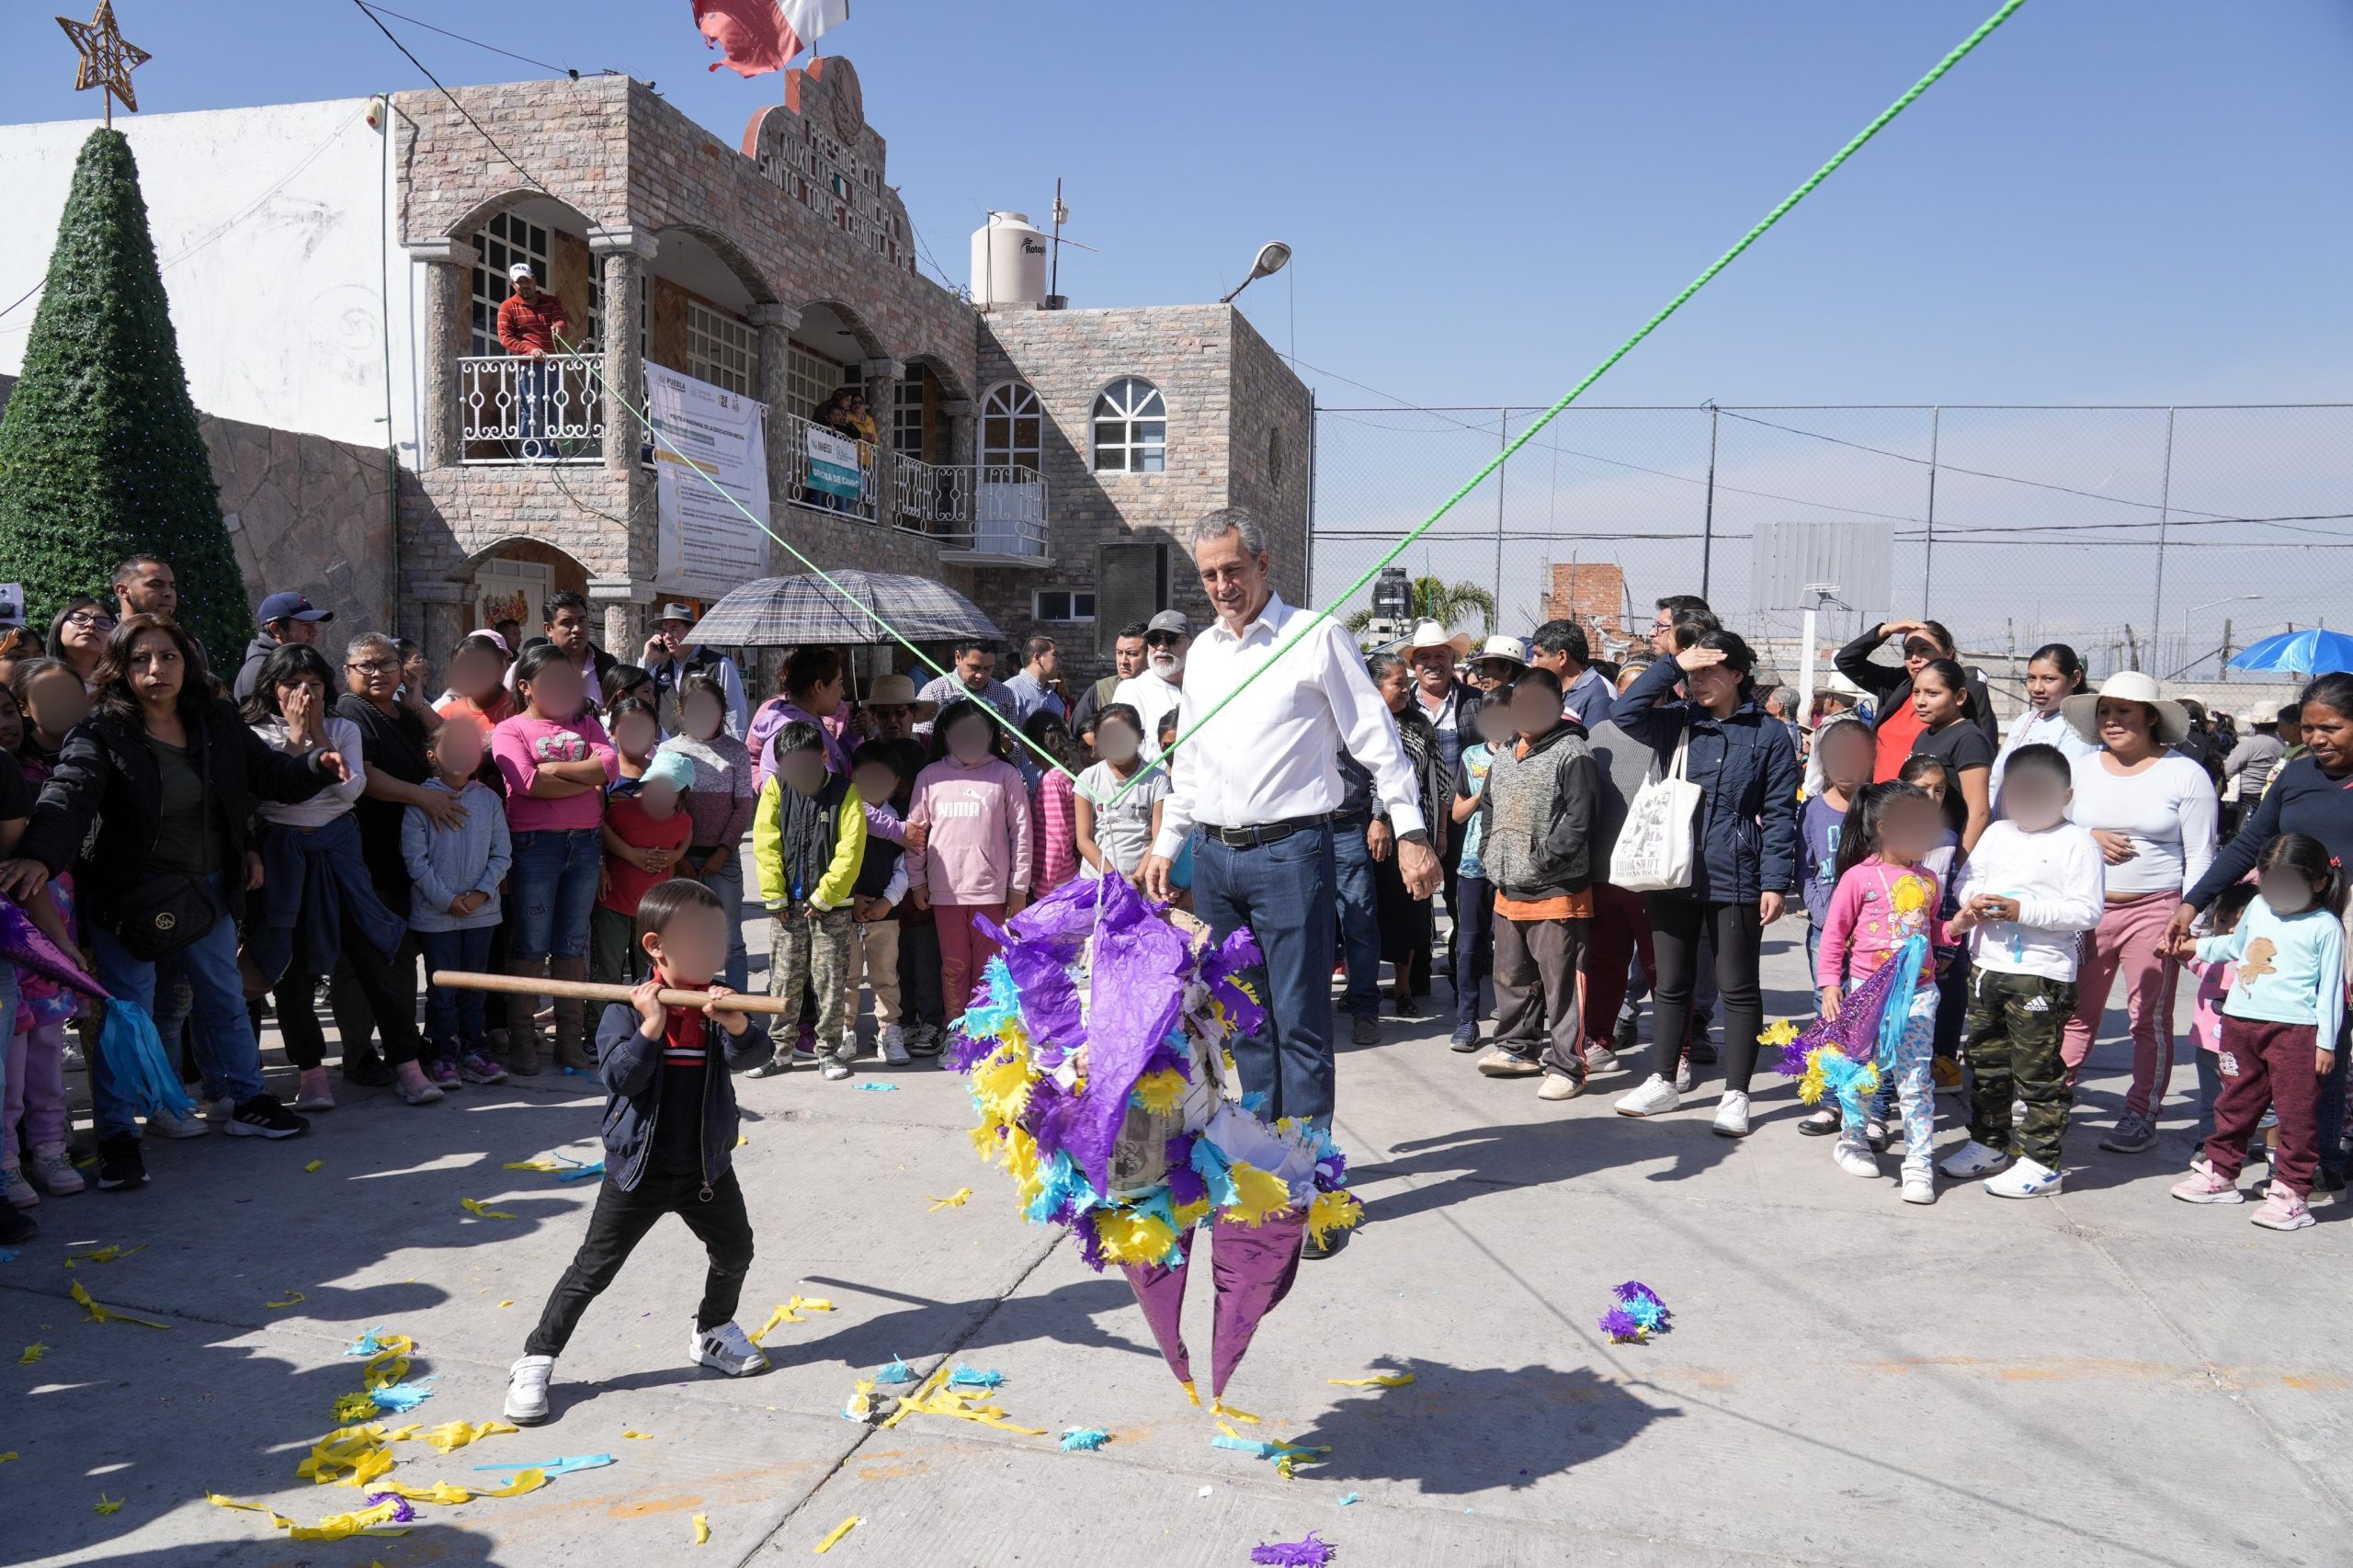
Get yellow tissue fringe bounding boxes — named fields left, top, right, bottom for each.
left=692, top=1512, right=711, bottom=1544
left=1223, top=1162, right=1293, bottom=1226
left=1131, top=1068, right=1187, bottom=1115
left=813, top=1515, right=862, bottom=1552
left=69, top=1279, right=171, bottom=1329
left=1327, top=1371, right=1415, bottom=1387
left=1307, top=1188, right=1363, bottom=1244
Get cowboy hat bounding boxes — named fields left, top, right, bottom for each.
left=1470, top=634, right=1527, bottom=667
left=1404, top=619, right=1475, bottom=658
left=865, top=672, right=937, bottom=719
left=2061, top=670, right=2190, bottom=747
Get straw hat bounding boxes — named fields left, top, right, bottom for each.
left=1405, top=619, right=1475, bottom=658
left=866, top=672, right=937, bottom=718
left=2061, top=670, right=2190, bottom=747
left=1471, top=634, right=1528, bottom=668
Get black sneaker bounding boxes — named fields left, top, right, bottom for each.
left=226, top=1094, right=309, bottom=1140
left=0, top=1203, right=36, bottom=1245
left=96, top=1132, right=148, bottom=1190
left=1612, top=1015, right=1639, bottom=1052
left=1302, top=1223, right=1352, bottom=1261
left=1449, top=1023, right=1482, bottom=1053
left=341, top=1055, right=394, bottom=1088
left=1688, top=1032, right=1719, bottom=1066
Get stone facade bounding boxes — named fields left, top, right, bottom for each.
left=975, top=304, right=1309, bottom=683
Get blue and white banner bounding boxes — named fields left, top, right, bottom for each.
left=650, top=363, right=770, bottom=598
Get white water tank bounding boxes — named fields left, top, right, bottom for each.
left=971, top=211, right=1048, bottom=309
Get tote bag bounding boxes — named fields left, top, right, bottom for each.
left=1609, top=727, right=1700, bottom=892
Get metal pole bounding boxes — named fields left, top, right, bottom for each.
left=1700, top=403, right=1718, bottom=601
left=1798, top=597, right=1820, bottom=729
left=1493, top=409, right=1507, bottom=619
left=1921, top=405, right=1941, bottom=613
left=2151, top=406, right=2177, bottom=643
left=1303, top=394, right=1317, bottom=607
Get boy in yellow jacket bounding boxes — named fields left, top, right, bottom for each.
left=748, top=722, right=867, bottom=1081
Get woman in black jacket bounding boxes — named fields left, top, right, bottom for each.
left=1835, top=617, right=1998, bottom=781
left=0, top=615, right=348, bottom=1190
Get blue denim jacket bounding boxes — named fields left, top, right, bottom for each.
left=1608, top=659, right=1802, bottom=905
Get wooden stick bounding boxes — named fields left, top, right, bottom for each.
left=429, top=971, right=800, bottom=1016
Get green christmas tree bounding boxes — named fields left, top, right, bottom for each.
left=0, top=128, right=248, bottom=664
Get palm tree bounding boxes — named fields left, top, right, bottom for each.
left=1346, top=574, right=1497, bottom=638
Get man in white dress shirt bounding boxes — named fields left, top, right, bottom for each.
left=1143, top=510, right=1438, bottom=1237
left=1112, top=609, right=1189, bottom=758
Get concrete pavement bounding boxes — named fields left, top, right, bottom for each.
left=8, top=915, right=2352, bottom=1566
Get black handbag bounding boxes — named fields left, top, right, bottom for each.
left=103, top=871, right=219, bottom=961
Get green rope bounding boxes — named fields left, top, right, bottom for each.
left=1099, top=0, right=2029, bottom=808
left=548, top=0, right=2026, bottom=810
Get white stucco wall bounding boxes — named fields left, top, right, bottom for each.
left=0, top=97, right=412, bottom=455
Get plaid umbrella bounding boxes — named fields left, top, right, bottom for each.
left=688, top=571, right=1006, bottom=648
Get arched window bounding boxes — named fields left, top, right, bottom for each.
left=981, top=381, right=1041, bottom=472
left=1092, top=377, right=1166, bottom=473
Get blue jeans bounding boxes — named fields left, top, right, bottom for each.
left=509, top=829, right=601, bottom=963
left=1194, top=823, right=1338, bottom=1123
left=419, top=926, right=494, bottom=1058
left=696, top=852, right=750, bottom=994
left=1453, top=872, right=1494, bottom=1029
left=1329, top=813, right=1381, bottom=1021
left=91, top=873, right=259, bottom=1137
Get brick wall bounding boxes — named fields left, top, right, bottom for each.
left=1548, top=561, right=1631, bottom=642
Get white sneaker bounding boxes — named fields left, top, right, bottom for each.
left=1, top=1165, right=37, bottom=1209
left=1614, top=1074, right=1679, bottom=1119
left=1711, top=1091, right=1751, bottom=1139
left=199, top=1096, right=234, bottom=1124
left=28, top=1143, right=84, bottom=1197
left=839, top=1035, right=864, bottom=1064
left=1902, top=1166, right=1937, bottom=1205
left=1833, top=1136, right=1880, bottom=1178
left=880, top=1026, right=910, bottom=1065
left=146, top=1106, right=210, bottom=1140
left=690, top=1321, right=770, bottom=1377
left=1985, top=1156, right=2063, bottom=1199
left=1586, top=1044, right=1620, bottom=1074
left=1673, top=1060, right=1696, bottom=1094
left=820, top=1059, right=854, bottom=1082
left=1939, top=1140, right=2010, bottom=1180
left=504, top=1354, right=554, bottom=1425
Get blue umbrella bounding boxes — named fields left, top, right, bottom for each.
left=2228, top=629, right=2353, bottom=676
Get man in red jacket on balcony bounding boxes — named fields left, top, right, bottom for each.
left=496, top=261, right=573, bottom=459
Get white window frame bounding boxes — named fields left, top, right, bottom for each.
left=982, top=381, right=1042, bottom=471
left=786, top=343, right=840, bottom=423
left=1033, top=588, right=1097, bottom=623
left=685, top=300, right=756, bottom=396
left=471, top=212, right=598, bottom=357
left=893, top=376, right=926, bottom=457
left=1092, top=376, right=1166, bottom=473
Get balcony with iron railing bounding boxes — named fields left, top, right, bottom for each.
left=454, top=354, right=1049, bottom=562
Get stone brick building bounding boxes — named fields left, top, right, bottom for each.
left=2, top=55, right=1311, bottom=689
left=1547, top=560, right=1634, bottom=658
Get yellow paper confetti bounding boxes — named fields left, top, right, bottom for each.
left=926, top=1187, right=974, bottom=1210
left=1327, top=1372, right=1415, bottom=1388
left=692, top=1512, right=711, bottom=1545
left=69, top=1278, right=171, bottom=1330
left=20, top=1342, right=47, bottom=1365
left=94, top=1494, right=123, bottom=1516
left=502, top=1157, right=566, bottom=1172
left=305, top=1159, right=325, bottom=1173
left=460, top=1198, right=518, bottom=1220
left=1211, top=1399, right=1260, bottom=1425
left=267, top=1290, right=307, bottom=1309
left=498, top=1299, right=516, bottom=1307
left=735, top=1133, right=750, bottom=1147
left=622, top=1429, right=654, bottom=1440
left=421, top=1419, right=517, bottom=1455
left=813, top=1515, right=862, bottom=1553
left=749, top=1294, right=837, bottom=1344
left=0, top=1452, right=17, bottom=1465
left=473, top=1468, right=546, bottom=1500
left=63, top=1243, right=146, bottom=1269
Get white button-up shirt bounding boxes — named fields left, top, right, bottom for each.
left=1111, top=669, right=1185, bottom=760
left=1154, top=591, right=1427, bottom=856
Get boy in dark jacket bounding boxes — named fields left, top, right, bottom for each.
left=506, top=879, right=772, bottom=1426
left=1472, top=668, right=1602, bottom=1093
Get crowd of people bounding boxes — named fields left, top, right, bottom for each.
left=0, top=528, right=2343, bottom=1257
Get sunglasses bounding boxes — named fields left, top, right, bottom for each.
left=1144, top=632, right=1184, bottom=648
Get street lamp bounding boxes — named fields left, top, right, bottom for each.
left=2184, top=594, right=2261, bottom=680
left=1219, top=241, right=1291, bottom=304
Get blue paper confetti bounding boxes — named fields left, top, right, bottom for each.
left=0, top=1248, right=17, bottom=1265
left=344, top=1325, right=390, bottom=1356
left=873, top=1357, right=916, bottom=1385
left=948, top=1363, right=1004, bottom=1389
left=1058, top=1427, right=1112, bottom=1451
left=856, top=1082, right=901, bottom=1093
left=1337, top=1493, right=1359, bottom=1506
left=369, top=1380, right=437, bottom=1414
left=474, top=1454, right=613, bottom=1477
left=555, top=1163, right=606, bottom=1183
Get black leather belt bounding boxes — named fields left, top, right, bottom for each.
left=1204, top=813, right=1330, bottom=849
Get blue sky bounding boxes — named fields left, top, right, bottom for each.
left=8, top=2, right=2351, bottom=656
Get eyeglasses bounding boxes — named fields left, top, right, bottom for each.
left=65, top=611, right=115, bottom=631
left=346, top=658, right=399, bottom=675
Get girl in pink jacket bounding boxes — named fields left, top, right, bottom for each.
left=907, top=699, right=1032, bottom=1027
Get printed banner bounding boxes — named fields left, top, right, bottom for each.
left=650, top=363, right=771, bottom=599
left=804, top=426, right=863, bottom=498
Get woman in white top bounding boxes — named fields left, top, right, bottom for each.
left=243, top=642, right=440, bottom=1111
left=1989, top=642, right=2100, bottom=808
left=2059, top=672, right=2219, bottom=1154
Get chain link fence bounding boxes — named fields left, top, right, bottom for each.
left=1311, top=403, right=2353, bottom=702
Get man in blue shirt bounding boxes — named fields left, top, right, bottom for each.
left=1002, top=635, right=1067, bottom=724
left=1529, top=619, right=1613, bottom=731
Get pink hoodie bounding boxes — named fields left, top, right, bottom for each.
left=907, top=756, right=1032, bottom=906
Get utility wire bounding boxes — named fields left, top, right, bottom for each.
left=355, top=2, right=572, bottom=75
left=352, top=0, right=551, bottom=196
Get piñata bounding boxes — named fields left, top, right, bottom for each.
left=946, top=875, right=1362, bottom=1406
left=1768, top=873, right=1933, bottom=1124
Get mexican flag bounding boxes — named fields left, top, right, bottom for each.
left=691, top=0, right=848, bottom=78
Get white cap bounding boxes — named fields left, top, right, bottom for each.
left=507, top=261, right=534, bottom=282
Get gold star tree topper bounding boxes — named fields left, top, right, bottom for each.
left=57, top=1, right=150, bottom=127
